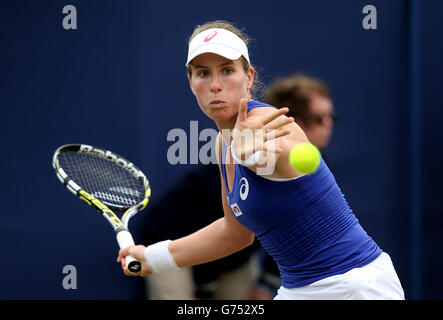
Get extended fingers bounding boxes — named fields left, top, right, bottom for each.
left=264, top=128, right=292, bottom=141
left=237, top=98, right=248, bottom=123
left=263, top=115, right=294, bottom=131
left=262, top=139, right=282, bottom=154
left=261, top=107, right=289, bottom=126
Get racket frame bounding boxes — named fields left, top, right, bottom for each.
left=53, top=144, right=151, bottom=273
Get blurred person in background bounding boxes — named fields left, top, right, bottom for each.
left=264, top=73, right=336, bottom=157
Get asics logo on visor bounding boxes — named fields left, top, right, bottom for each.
left=204, top=30, right=217, bottom=42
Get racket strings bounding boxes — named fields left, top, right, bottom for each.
left=58, top=152, right=145, bottom=209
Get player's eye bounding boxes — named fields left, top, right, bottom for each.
left=223, top=67, right=233, bottom=75
left=197, top=70, right=209, bottom=77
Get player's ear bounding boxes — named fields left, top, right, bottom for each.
left=187, top=73, right=196, bottom=96
left=246, top=66, right=254, bottom=91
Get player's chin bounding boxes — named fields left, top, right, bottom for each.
left=207, top=108, right=234, bottom=121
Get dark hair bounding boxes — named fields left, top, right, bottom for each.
left=186, top=20, right=265, bottom=99
left=263, top=74, right=331, bottom=119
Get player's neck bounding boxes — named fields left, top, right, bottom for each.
left=215, top=118, right=236, bottom=135
left=214, top=119, right=235, bottom=149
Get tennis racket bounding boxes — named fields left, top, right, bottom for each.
left=52, top=144, right=151, bottom=274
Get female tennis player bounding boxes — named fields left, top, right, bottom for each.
left=118, top=20, right=404, bottom=300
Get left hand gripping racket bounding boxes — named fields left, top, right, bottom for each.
left=52, top=144, right=151, bottom=274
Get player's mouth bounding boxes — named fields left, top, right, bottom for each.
left=210, top=100, right=226, bottom=106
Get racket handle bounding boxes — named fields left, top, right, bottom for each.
left=125, top=255, right=141, bottom=274
left=116, top=229, right=141, bottom=274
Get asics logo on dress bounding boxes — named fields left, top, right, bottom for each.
left=239, top=177, right=249, bottom=200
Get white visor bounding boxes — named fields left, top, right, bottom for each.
left=186, top=28, right=250, bottom=66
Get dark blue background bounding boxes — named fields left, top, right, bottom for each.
left=1, top=0, right=441, bottom=299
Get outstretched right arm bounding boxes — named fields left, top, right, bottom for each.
left=117, top=133, right=254, bottom=276
left=167, top=132, right=254, bottom=267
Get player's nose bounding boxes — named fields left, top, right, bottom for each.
left=210, top=75, right=222, bottom=92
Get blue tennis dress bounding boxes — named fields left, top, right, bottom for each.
left=221, top=100, right=382, bottom=288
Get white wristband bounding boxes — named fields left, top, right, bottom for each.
left=230, top=143, right=262, bottom=166
left=144, top=240, right=179, bottom=273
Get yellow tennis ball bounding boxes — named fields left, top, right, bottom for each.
left=289, top=143, right=321, bottom=174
